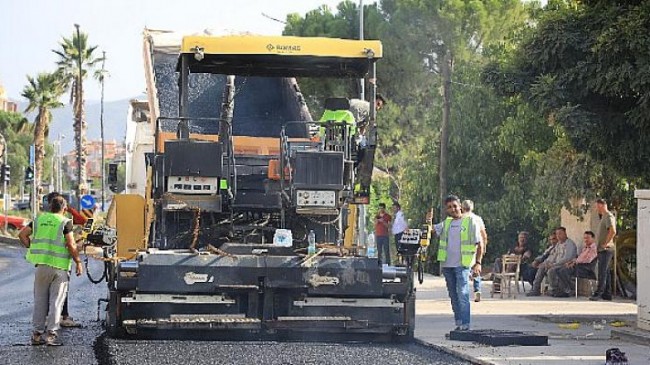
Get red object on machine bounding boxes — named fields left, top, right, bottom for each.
left=67, top=206, right=88, bottom=225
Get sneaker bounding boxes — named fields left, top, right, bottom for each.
left=474, top=292, right=481, bottom=302
left=31, top=331, right=45, bottom=346
left=553, top=292, right=570, bottom=298
left=601, top=295, right=613, bottom=301
left=526, top=291, right=541, bottom=297
left=60, top=317, right=81, bottom=328
left=589, top=296, right=601, bottom=301
left=45, top=331, right=63, bottom=346
left=606, top=347, right=629, bottom=365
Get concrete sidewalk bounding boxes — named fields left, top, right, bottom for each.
left=414, top=274, right=648, bottom=365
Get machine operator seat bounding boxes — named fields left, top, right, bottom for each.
left=318, top=98, right=356, bottom=154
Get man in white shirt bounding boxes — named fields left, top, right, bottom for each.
left=391, top=202, right=408, bottom=255
left=462, top=200, right=487, bottom=302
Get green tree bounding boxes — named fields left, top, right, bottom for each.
left=21, top=72, right=65, bottom=208
left=486, top=0, right=650, bottom=178
left=53, top=25, right=104, bottom=199
left=284, top=1, right=385, bottom=114
left=0, top=110, right=40, bottom=200
left=484, top=0, right=650, bottom=226
left=381, top=0, right=528, bottom=218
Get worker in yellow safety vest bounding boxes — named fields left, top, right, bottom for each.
left=19, top=195, right=83, bottom=346
left=432, top=195, right=484, bottom=331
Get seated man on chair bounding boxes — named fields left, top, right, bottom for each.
left=530, top=227, right=577, bottom=296
left=551, top=231, right=598, bottom=297
left=526, top=228, right=572, bottom=296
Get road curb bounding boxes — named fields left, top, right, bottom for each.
left=414, top=337, right=493, bottom=365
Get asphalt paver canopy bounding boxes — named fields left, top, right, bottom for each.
left=178, top=35, right=382, bottom=77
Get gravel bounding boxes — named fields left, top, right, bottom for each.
left=96, top=339, right=470, bottom=365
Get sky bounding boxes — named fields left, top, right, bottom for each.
left=0, top=0, right=346, bottom=102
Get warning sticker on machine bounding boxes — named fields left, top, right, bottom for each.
left=183, top=272, right=215, bottom=285
left=309, top=274, right=340, bottom=287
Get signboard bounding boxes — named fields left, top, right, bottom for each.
left=399, top=229, right=422, bottom=245
left=80, top=194, right=96, bottom=210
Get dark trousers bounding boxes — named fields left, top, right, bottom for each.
left=556, top=263, right=596, bottom=294
left=521, top=263, right=536, bottom=285
left=595, top=249, right=614, bottom=298
left=394, top=232, right=404, bottom=253
left=376, top=235, right=390, bottom=266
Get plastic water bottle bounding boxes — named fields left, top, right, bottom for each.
left=308, top=230, right=316, bottom=255
left=367, top=233, right=377, bottom=258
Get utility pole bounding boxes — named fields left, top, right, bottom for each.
left=100, top=50, right=106, bottom=211
left=438, top=51, right=452, bottom=220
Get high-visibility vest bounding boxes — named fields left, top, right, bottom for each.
left=26, top=212, right=72, bottom=271
left=319, top=109, right=356, bottom=136
left=437, top=216, right=477, bottom=267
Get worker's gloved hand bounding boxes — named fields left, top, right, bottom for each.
left=75, top=261, right=84, bottom=276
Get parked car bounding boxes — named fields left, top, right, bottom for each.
left=13, top=200, right=31, bottom=211
left=0, top=214, right=29, bottom=235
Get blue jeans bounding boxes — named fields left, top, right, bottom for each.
left=442, top=267, right=471, bottom=327
left=595, top=249, right=614, bottom=298
left=376, top=235, right=390, bottom=265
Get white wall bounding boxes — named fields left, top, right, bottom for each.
left=635, top=190, right=650, bottom=331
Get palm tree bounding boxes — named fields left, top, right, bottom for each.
left=21, top=72, right=65, bottom=211
left=53, top=25, right=104, bottom=202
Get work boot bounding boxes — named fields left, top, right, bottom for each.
left=45, top=331, right=63, bottom=346
left=30, top=331, right=45, bottom=346
left=60, top=317, right=81, bottom=328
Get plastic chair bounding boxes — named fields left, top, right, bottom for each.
left=491, top=254, right=522, bottom=299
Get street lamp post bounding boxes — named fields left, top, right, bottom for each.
left=359, top=0, right=365, bottom=100
left=100, top=51, right=106, bottom=211
left=356, top=0, right=367, bottom=249
left=57, top=134, right=65, bottom=191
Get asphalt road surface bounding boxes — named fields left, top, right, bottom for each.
left=0, top=239, right=469, bottom=365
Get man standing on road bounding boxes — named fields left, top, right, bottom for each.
left=461, top=200, right=487, bottom=303
left=374, top=203, right=392, bottom=265
left=391, top=201, right=408, bottom=258
left=18, top=195, right=83, bottom=346
left=42, top=192, right=81, bottom=328
left=433, top=195, right=483, bottom=331
left=590, top=198, right=617, bottom=301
